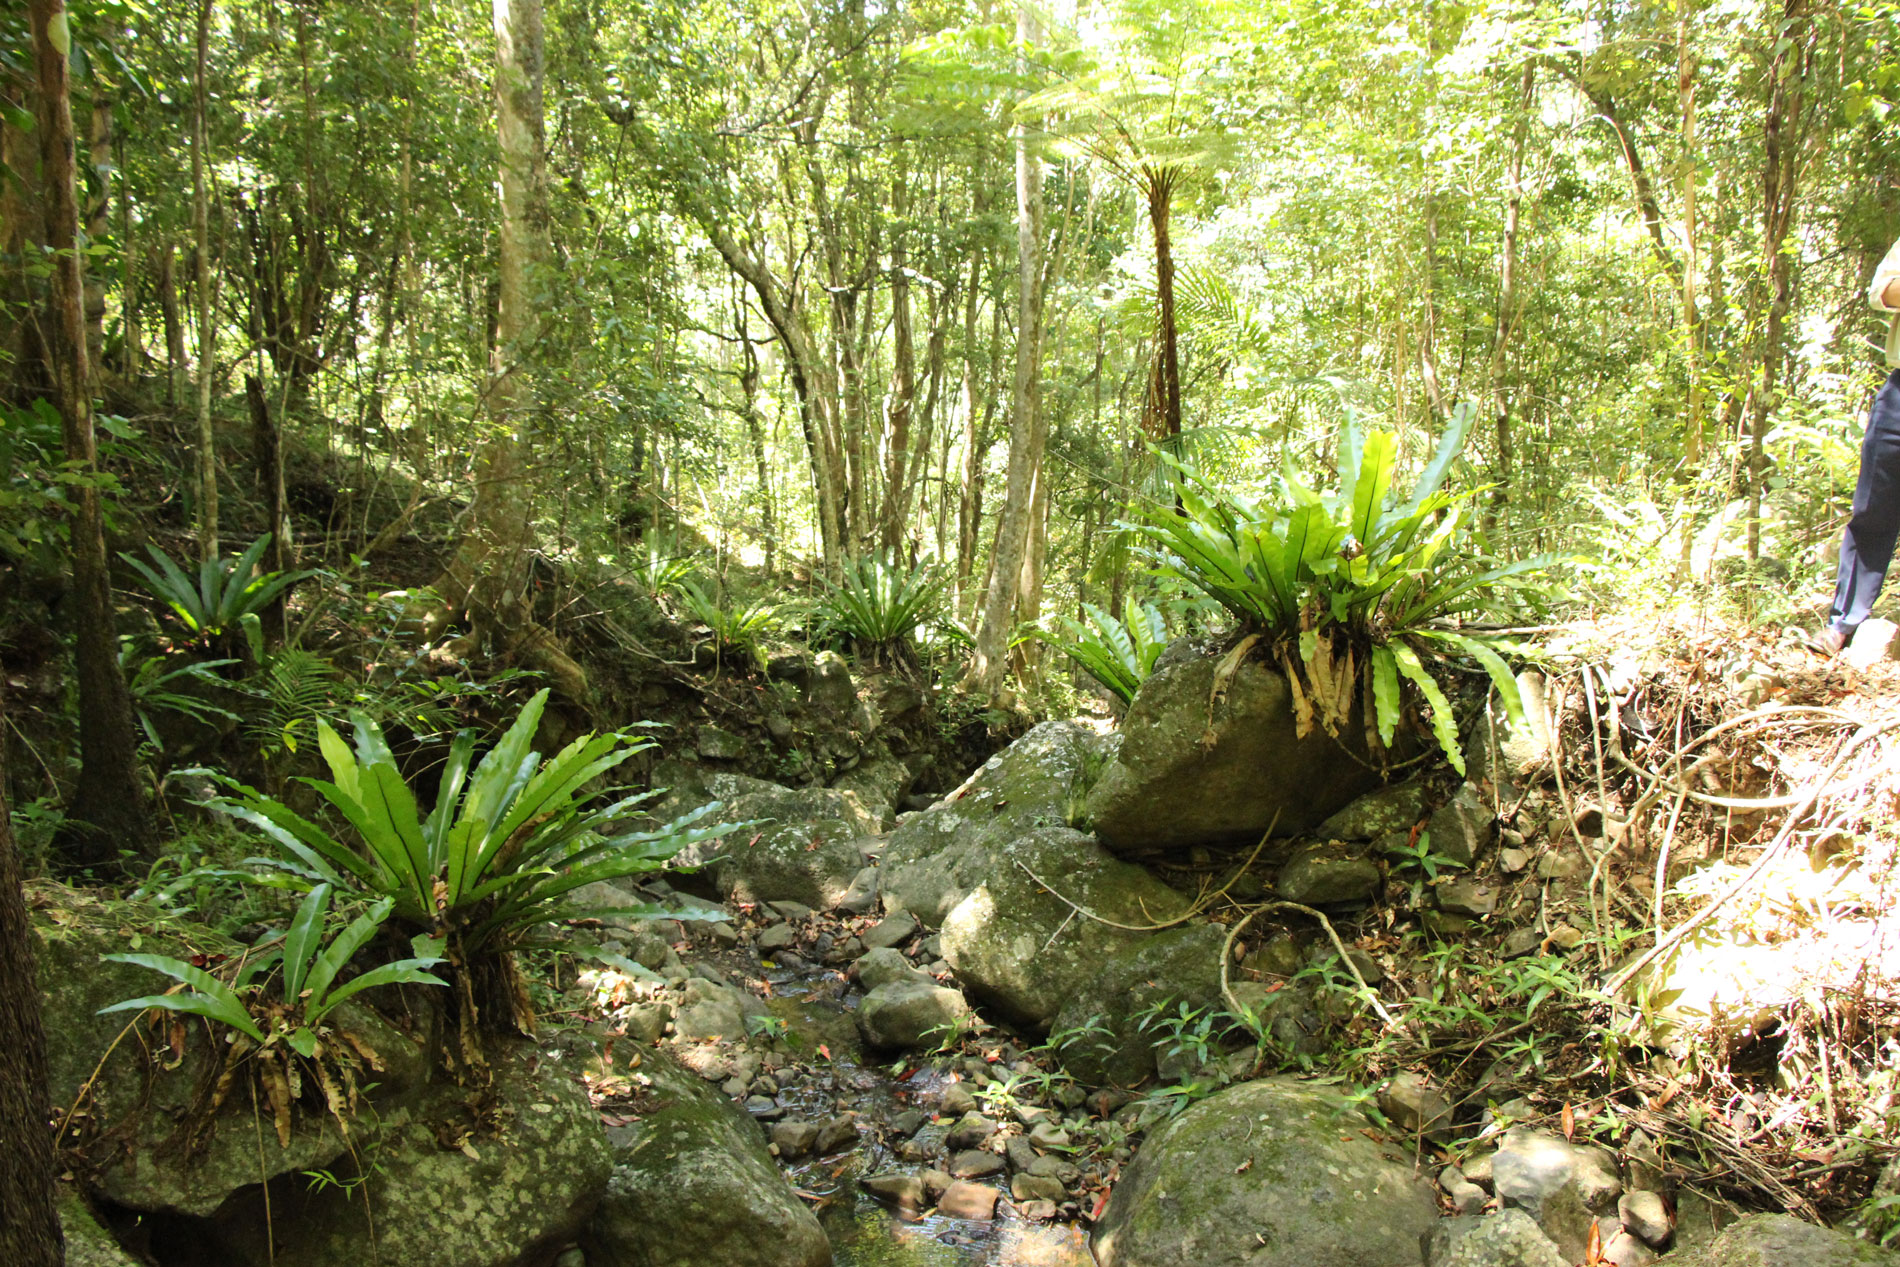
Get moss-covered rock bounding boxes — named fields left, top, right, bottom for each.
left=880, top=721, right=1113, bottom=926
left=1665, top=1214, right=1900, bottom=1267
left=939, top=826, right=1192, bottom=1032
left=59, top=1186, right=140, bottom=1267
left=1048, top=922, right=1229, bottom=1087
left=710, top=784, right=881, bottom=908
left=582, top=1045, right=831, bottom=1267
left=1086, top=654, right=1383, bottom=853
left=261, top=1044, right=614, bottom=1267
left=32, top=884, right=426, bottom=1220
left=1091, top=1077, right=1437, bottom=1267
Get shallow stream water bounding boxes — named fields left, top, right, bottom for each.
left=758, top=965, right=1096, bottom=1267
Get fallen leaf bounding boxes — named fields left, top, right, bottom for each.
left=1562, top=1102, right=1576, bottom=1141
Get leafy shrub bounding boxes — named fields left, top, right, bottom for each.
left=210, top=688, right=743, bottom=1069
left=123, top=533, right=317, bottom=657
left=675, top=577, right=784, bottom=666
left=122, top=648, right=241, bottom=753
left=630, top=538, right=696, bottom=597
left=103, top=885, right=446, bottom=1054
left=1037, top=597, right=1168, bottom=704
left=815, top=556, right=949, bottom=660
left=100, top=885, right=446, bottom=1143
left=1129, top=405, right=1559, bottom=772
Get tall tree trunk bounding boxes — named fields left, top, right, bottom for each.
left=36, top=0, right=153, bottom=868
left=118, top=131, right=141, bottom=381
left=955, top=216, right=990, bottom=607
left=1489, top=62, right=1533, bottom=536
left=84, top=76, right=111, bottom=381
left=0, top=81, right=45, bottom=402
left=247, top=373, right=288, bottom=643
left=736, top=298, right=776, bottom=574
left=434, top=0, right=586, bottom=702
left=1679, top=0, right=1704, bottom=468
left=191, top=0, right=218, bottom=559
left=968, top=3, right=1048, bottom=703
left=0, top=674, right=61, bottom=1267
left=1142, top=166, right=1182, bottom=440
left=158, top=247, right=183, bottom=407
left=880, top=163, right=917, bottom=556
left=1746, top=0, right=1809, bottom=562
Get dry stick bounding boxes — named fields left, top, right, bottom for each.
left=1652, top=788, right=1688, bottom=939
left=1218, top=900, right=1398, bottom=1029
left=1014, top=814, right=1279, bottom=935
left=1603, top=712, right=1900, bottom=998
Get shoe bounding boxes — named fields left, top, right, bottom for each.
left=1816, top=625, right=1850, bottom=656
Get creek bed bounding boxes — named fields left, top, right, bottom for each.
left=759, top=967, right=1096, bottom=1267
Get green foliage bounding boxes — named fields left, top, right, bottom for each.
left=1036, top=596, right=1168, bottom=704
left=122, top=534, right=318, bottom=655
left=631, top=539, right=696, bottom=598
left=674, top=578, right=785, bottom=667
left=814, top=556, right=949, bottom=656
left=211, top=688, right=741, bottom=962
left=99, top=885, right=447, bottom=1056
left=1382, top=829, right=1467, bottom=904
left=1129, top=406, right=1561, bottom=773
left=121, top=648, right=241, bottom=753
left=242, top=648, right=347, bottom=760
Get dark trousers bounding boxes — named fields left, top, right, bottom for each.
left=1831, top=368, right=1900, bottom=632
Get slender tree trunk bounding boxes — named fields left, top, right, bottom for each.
left=118, top=132, right=141, bottom=381
left=433, top=0, right=586, bottom=702
left=158, top=247, right=183, bottom=407
left=955, top=223, right=989, bottom=606
left=1746, top=0, right=1808, bottom=562
left=0, top=82, right=45, bottom=402
left=246, top=373, right=288, bottom=643
left=1679, top=0, right=1704, bottom=468
left=969, top=3, right=1048, bottom=703
left=84, top=77, right=111, bottom=380
left=0, top=673, right=61, bottom=1267
left=880, top=163, right=917, bottom=556
left=1489, top=62, right=1533, bottom=537
left=192, top=0, right=218, bottom=559
left=35, top=0, right=153, bottom=868
left=736, top=303, right=776, bottom=574
left=1143, top=167, right=1182, bottom=439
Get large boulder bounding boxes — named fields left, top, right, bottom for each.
left=1666, top=1214, right=1899, bottom=1267
left=940, top=827, right=1192, bottom=1032
left=1091, top=1077, right=1438, bottom=1267
left=706, top=784, right=882, bottom=909
left=582, top=1045, right=832, bottom=1267
left=1086, top=653, right=1384, bottom=853
left=880, top=721, right=1114, bottom=926
left=33, top=886, right=428, bottom=1221
left=1047, top=922, right=1228, bottom=1086
left=259, top=1045, right=614, bottom=1267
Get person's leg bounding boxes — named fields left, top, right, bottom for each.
left=1829, top=370, right=1900, bottom=637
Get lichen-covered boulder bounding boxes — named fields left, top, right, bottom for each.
left=939, top=827, right=1192, bottom=1032
left=33, top=885, right=427, bottom=1220
left=582, top=1045, right=831, bottom=1267
left=1085, top=654, right=1383, bottom=853
left=709, top=784, right=882, bottom=909
left=1665, top=1214, right=1900, bottom=1267
left=1048, top=922, right=1228, bottom=1086
left=1091, top=1077, right=1437, bottom=1267
left=857, top=976, right=971, bottom=1051
left=261, top=1045, right=614, bottom=1267
left=880, top=721, right=1114, bottom=926
left=59, top=1187, right=140, bottom=1267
